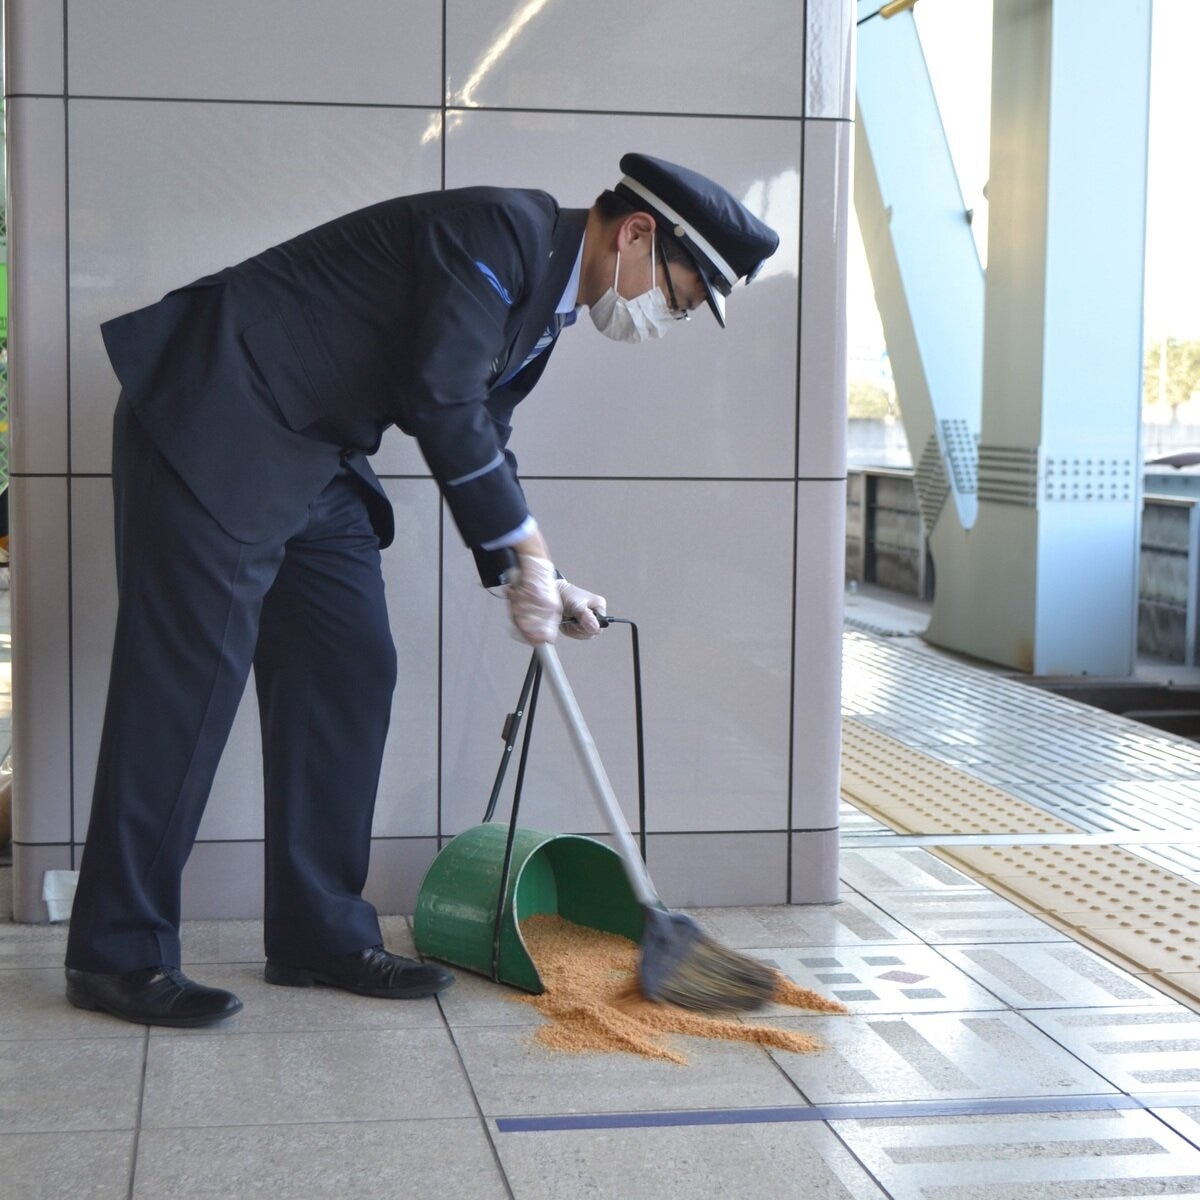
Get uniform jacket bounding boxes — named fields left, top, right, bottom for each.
left=100, top=187, right=589, bottom=576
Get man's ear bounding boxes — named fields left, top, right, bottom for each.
left=615, top=211, right=656, bottom=254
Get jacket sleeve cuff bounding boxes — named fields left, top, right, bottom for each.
left=479, top=514, right=538, bottom=552
left=441, top=460, right=530, bottom=550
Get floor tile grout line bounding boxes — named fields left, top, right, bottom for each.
left=126, top=1027, right=150, bottom=1200
left=821, top=1116, right=900, bottom=1200
left=1004, top=1005, right=1139, bottom=1101
left=1148, top=1106, right=1200, bottom=1154
left=758, top=1031, right=818, bottom=1103
left=433, top=993, right=517, bottom=1200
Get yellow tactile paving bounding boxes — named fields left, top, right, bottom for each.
left=841, top=720, right=1076, bottom=835
left=841, top=719, right=1200, bottom=1011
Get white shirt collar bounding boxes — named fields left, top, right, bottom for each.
left=556, top=239, right=585, bottom=318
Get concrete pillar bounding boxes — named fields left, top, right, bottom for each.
left=925, top=0, right=1152, bottom=674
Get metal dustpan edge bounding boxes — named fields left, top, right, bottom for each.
left=412, top=822, right=644, bottom=993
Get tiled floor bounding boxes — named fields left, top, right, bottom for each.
left=7, top=590, right=1200, bottom=1197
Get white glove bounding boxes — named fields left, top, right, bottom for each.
left=557, top=579, right=607, bottom=639
left=504, top=554, right=562, bottom=644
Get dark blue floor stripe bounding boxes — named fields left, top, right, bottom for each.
left=495, top=1093, right=1156, bottom=1133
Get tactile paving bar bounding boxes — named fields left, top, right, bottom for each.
left=842, top=720, right=1078, bottom=835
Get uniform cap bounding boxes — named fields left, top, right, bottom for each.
left=615, top=152, right=779, bottom=327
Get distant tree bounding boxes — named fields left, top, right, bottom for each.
left=1144, top=337, right=1200, bottom=418
left=848, top=379, right=897, bottom=420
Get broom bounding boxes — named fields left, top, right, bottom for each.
left=535, top=642, right=776, bottom=1013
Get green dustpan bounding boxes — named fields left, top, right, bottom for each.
left=413, top=622, right=648, bottom=993
left=412, top=822, right=643, bottom=992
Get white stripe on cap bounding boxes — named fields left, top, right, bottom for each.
left=618, top=174, right=738, bottom=288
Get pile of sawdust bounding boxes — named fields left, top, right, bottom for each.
left=517, top=914, right=847, bottom=1066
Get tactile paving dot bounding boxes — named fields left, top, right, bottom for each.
left=933, top=843, right=1200, bottom=993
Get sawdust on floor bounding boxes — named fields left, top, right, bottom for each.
left=518, top=913, right=847, bottom=1066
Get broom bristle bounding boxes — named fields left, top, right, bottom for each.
left=638, top=908, right=776, bottom=1013
left=653, top=934, right=777, bottom=1013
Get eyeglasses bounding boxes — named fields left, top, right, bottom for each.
left=656, top=245, right=691, bottom=322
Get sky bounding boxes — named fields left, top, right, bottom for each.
left=848, top=0, right=1200, bottom=378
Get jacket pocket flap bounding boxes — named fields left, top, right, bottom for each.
left=241, top=313, right=326, bottom=432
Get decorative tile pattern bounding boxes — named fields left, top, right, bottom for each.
left=763, top=1011, right=1118, bottom=1104
left=840, top=847, right=983, bottom=894
left=832, top=1108, right=1200, bottom=1200
left=1024, top=1008, right=1200, bottom=1093
left=685, top=898, right=920, bottom=948
left=939, top=943, right=1171, bottom=1010
left=751, top=944, right=1005, bottom=1014
left=865, top=889, right=1067, bottom=945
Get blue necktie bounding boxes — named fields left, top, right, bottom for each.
left=500, top=309, right=576, bottom=386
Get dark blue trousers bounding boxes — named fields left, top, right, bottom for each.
left=66, top=397, right=397, bottom=972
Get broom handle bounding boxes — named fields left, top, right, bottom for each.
left=535, top=643, right=660, bottom=909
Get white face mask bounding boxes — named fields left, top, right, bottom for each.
left=588, top=235, right=676, bottom=343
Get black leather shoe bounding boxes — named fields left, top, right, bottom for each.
left=65, top=965, right=243, bottom=1028
left=264, top=945, right=454, bottom=998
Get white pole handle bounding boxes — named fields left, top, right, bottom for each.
left=535, top=643, right=659, bottom=908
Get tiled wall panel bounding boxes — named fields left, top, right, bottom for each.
left=67, top=100, right=441, bottom=474
left=792, top=480, right=848, bottom=833
left=67, top=0, right=442, bottom=105
left=8, top=0, right=852, bottom=918
left=10, top=478, right=72, bottom=845
left=799, top=119, right=851, bottom=479
left=5, top=97, right=69, bottom=475
left=445, top=0, right=805, bottom=117
left=445, top=109, right=802, bottom=480
left=440, top=479, right=796, bottom=837
left=3, top=0, right=64, bottom=95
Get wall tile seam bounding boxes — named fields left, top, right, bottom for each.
left=15, top=95, right=844, bottom=117
left=158, top=836, right=440, bottom=845
left=44, top=474, right=850, bottom=483
left=54, top=94, right=443, bottom=111
left=490, top=476, right=845, bottom=483
left=440, top=105, right=806, bottom=122
left=49, top=95, right=808, bottom=122
left=165, top=830, right=803, bottom=843
left=786, top=98, right=810, bottom=900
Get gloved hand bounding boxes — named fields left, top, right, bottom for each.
left=504, top=554, right=562, bottom=644
left=557, top=579, right=607, bottom=639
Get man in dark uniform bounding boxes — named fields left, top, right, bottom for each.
left=64, top=153, right=779, bottom=1027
